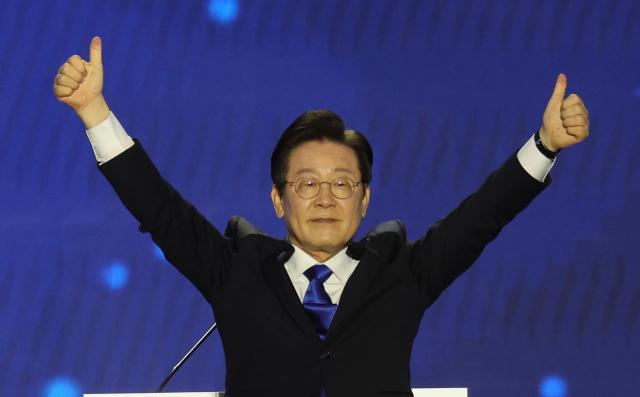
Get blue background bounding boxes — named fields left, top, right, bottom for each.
left=1, top=0, right=639, bottom=396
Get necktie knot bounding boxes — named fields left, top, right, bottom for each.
left=303, top=264, right=333, bottom=284
left=301, top=264, right=336, bottom=340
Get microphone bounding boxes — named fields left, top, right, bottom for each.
left=156, top=322, right=218, bottom=392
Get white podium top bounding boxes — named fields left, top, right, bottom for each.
left=84, top=388, right=467, bottom=397
left=413, top=389, right=467, bottom=397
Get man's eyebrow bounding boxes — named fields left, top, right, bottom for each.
left=294, top=167, right=355, bottom=175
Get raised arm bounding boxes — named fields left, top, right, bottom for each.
left=53, top=36, right=232, bottom=302
left=410, top=73, right=590, bottom=307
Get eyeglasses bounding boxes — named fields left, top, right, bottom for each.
left=285, top=176, right=362, bottom=199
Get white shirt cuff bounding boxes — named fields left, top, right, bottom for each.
left=86, top=111, right=134, bottom=164
left=516, top=134, right=555, bottom=182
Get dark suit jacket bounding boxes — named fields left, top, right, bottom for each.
left=99, top=139, right=549, bottom=397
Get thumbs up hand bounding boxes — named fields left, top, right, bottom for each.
left=539, top=73, right=590, bottom=152
left=54, top=36, right=109, bottom=128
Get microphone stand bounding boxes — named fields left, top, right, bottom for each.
left=156, top=322, right=218, bottom=392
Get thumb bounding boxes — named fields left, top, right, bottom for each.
left=547, top=73, right=567, bottom=107
left=89, top=36, right=102, bottom=66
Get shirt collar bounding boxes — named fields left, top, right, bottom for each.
left=285, top=244, right=358, bottom=283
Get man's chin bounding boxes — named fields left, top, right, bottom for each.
left=308, top=239, right=348, bottom=253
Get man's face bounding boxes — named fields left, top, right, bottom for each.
left=271, top=140, right=370, bottom=261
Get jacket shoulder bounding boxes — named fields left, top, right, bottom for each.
left=363, top=219, right=407, bottom=243
left=224, top=215, right=267, bottom=240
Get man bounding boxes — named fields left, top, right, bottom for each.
left=53, top=37, right=589, bottom=397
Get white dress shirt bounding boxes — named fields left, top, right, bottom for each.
left=86, top=112, right=555, bottom=304
left=284, top=244, right=359, bottom=304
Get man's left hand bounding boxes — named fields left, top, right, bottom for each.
left=540, top=73, right=590, bottom=152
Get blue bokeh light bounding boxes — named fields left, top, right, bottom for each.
left=153, top=243, right=168, bottom=263
left=101, top=262, right=129, bottom=290
left=634, top=87, right=640, bottom=98
left=539, top=375, right=568, bottom=397
left=207, top=0, right=239, bottom=24
left=42, top=376, right=81, bottom=397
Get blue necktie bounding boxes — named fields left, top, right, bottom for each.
left=303, top=264, right=337, bottom=340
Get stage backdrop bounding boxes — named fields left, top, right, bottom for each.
left=1, top=0, right=639, bottom=396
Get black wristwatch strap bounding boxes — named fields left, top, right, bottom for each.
left=534, top=129, right=559, bottom=159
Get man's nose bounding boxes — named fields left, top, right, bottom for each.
left=315, top=183, right=336, bottom=207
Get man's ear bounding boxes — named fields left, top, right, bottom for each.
left=271, top=185, right=285, bottom=218
left=361, top=184, right=371, bottom=218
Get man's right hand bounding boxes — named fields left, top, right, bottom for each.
left=53, top=36, right=110, bottom=129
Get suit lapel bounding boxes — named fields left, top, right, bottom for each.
left=261, top=251, right=320, bottom=343
left=324, top=244, right=385, bottom=344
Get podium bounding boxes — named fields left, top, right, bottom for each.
left=85, top=389, right=467, bottom=396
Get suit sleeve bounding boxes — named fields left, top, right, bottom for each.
left=408, top=151, right=550, bottom=308
left=98, top=139, right=232, bottom=303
